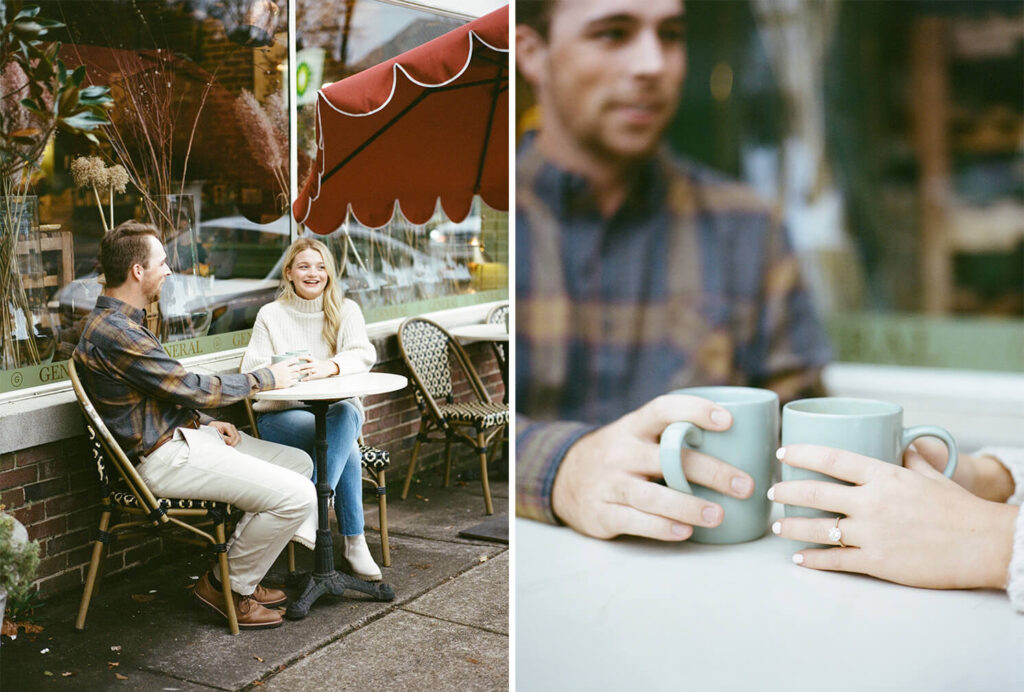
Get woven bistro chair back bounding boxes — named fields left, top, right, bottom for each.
left=396, top=317, right=508, bottom=515
left=484, top=302, right=509, bottom=364
left=68, top=360, right=241, bottom=635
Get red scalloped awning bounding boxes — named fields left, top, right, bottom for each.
left=293, top=5, right=508, bottom=232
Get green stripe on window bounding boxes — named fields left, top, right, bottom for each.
left=825, top=313, right=1024, bottom=372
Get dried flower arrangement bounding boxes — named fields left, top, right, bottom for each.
left=70, top=155, right=129, bottom=232
left=234, top=89, right=288, bottom=211
left=1, top=2, right=111, bottom=368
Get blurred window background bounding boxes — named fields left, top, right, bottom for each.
left=669, top=0, right=1022, bottom=370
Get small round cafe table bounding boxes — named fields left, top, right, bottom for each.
left=254, top=372, right=407, bottom=618
left=450, top=323, right=509, bottom=403
left=516, top=508, right=1024, bottom=690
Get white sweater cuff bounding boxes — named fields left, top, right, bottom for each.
left=974, top=447, right=1024, bottom=612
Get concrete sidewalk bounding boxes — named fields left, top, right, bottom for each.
left=0, top=476, right=509, bottom=690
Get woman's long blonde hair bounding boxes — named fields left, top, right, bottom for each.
left=279, top=237, right=343, bottom=353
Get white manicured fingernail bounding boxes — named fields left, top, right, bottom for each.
left=766, top=486, right=775, bottom=501
left=775, top=447, right=786, bottom=460
left=710, top=409, right=729, bottom=426
left=670, top=523, right=690, bottom=537
left=792, top=553, right=804, bottom=565
left=771, top=521, right=781, bottom=535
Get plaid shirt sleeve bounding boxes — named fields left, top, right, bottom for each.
left=515, top=415, right=597, bottom=524
left=75, top=298, right=275, bottom=458
left=110, top=328, right=274, bottom=408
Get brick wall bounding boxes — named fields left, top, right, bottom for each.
left=0, top=337, right=505, bottom=598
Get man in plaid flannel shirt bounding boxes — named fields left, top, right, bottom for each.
left=74, top=221, right=315, bottom=630
left=515, top=0, right=832, bottom=540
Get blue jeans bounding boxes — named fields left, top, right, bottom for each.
left=258, top=401, right=365, bottom=536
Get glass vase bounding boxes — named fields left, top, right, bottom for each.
left=0, top=196, right=55, bottom=369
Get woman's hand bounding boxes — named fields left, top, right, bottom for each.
left=299, top=357, right=340, bottom=381
left=770, top=444, right=1019, bottom=591
left=904, top=437, right=1014, bottom=502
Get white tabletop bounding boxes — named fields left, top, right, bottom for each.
left=449, top=323, right=509, bottom=343
left=516, top=511, right=1024, bottom=691
left=253, top=372, right=407, bottom=401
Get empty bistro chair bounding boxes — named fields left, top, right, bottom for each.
left=397, top=316, right=509, bottom=515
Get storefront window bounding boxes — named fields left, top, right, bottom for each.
left=0, top=0, right=291, bottom=392
left=0, top=0, right=508, bottom=394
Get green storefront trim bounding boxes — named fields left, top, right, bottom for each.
left=825, top=313, right=1024, bottom=372
left=0, top=330, right=255, bottom=394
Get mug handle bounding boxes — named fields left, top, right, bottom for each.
left=659, top=422, right=704, bottom=494
left=900, top=426, right=958, bottom=478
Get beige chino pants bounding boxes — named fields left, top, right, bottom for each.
left=137, top=425, right=317, bottom=595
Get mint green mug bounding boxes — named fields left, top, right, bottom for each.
left=781, top=397, right=958, bottom=519
left=659, top=386, right=779, bottom=544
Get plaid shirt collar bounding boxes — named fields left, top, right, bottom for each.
left=95, top=294, right=148, bottom=328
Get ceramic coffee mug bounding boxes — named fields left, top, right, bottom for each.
left=781, top=397, right=958, bottom=519
left=659, top=386, right=780, bottom=544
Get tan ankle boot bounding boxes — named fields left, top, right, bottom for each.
left=343, top=534, right=382, bottom=581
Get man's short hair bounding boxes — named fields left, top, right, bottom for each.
left=99, top=221, right=161, bottom=288
left=517, top=0, right=555, bottom=39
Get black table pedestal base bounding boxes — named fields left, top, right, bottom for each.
left=285, top=570, right=395, bottom=619
left=281, top=399, right=396, bottom=620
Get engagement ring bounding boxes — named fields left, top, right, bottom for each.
left=828, top=516, right=847, bottom=548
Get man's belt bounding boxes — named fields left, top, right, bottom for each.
left=144, top=418, right=201, bottom=457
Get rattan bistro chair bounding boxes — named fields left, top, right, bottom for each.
left=484, top=302, right=508, bottom=367
left=485, top=302, right=509, bottom=403
left=68, top=360, right=241, bottom=635
left=243, top=398, right=393, bottom=567
left=397, top=317, right=509, bottom=515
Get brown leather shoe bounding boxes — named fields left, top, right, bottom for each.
left=251, top=583, right=287, bottom=608
left=193, top=572, right=283, bottom=630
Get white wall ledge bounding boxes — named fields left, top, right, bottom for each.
left=823, top=362, right=1024, bottom=450
left=0, top=301, right=505, bottom=454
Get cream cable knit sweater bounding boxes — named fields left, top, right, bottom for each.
left=974, top=447, right=1024, bottom=613
left=241, top=294, right=375, bottom=416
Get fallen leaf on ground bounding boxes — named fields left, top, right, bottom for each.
left=466, top=657, right=480, bottom=664
left=478, top=555, right=489, bottom=562
left=131, top=594, right=155, bottom=603
left=43, top=671, right=53, bottom=677
left=114, top=672, right=129, bottom=680
left=253, top=655, right=264, bottom=662
left=411, top=563, right=432, bottom=570
left=108, top=662, right=120, bottom=668
left=61, top=672, right=74, bottom=677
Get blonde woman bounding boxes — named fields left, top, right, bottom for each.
left=241, top=237, right=381, bottom=580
